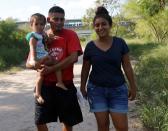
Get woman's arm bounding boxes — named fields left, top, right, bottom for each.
left=80, top=60, right=91, bottom=98
left=122, top=53, right=137, bottom=101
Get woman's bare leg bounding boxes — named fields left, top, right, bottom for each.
left=110, top=112, right=128, bottom=131
left=94, top=112, right=110, bottom=131
left=36, top=124, right=48, bottom=131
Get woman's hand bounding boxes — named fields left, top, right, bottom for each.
left=80, top=86, right=87, bottom=99
left=128, top=86, right=136, bottom=101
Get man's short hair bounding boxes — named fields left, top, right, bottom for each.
left=48, top=6, right=65, bottom=14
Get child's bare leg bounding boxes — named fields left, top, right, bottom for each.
left=56, top=70, right=67, bottom=90
left=35, top=73, right=44, bottom=104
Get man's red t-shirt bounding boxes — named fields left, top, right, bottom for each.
left=43, top=28, right=83, bottom=84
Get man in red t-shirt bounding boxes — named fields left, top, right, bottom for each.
left=35, top=6, right=83, bottom=131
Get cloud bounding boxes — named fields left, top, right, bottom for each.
left=0, top=0, right=96, bottom=21
left=13, top=6, right=44, bottom=21
left=54, top=0, right=95, bottom=19
left=27, top=6, right=41, bottom=13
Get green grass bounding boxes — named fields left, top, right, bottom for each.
left=126, top=38, right=159, bottom=60
left=135, top=44, right=168, bottom=130
left=0, top=66, right=24, bottom=76
left=123, top=38, right=168, bottom=130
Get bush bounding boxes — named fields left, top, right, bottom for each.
left=140, top=105, right=168, bottom=131
left=135, top=45, right=168, bottom=130
left=80, top=37, right=86, bottom=42
left=128, top=41, right=158, bottom=60
left=0, top=20, right=29, bottom=70
left=0, top=57, right=6, bottom=70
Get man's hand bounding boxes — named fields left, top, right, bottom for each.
left=47, top=34, right=59, bottom=44
left=37, top=65, right=54, bottom=75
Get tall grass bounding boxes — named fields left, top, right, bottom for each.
left=126, top=39, right=159, bottom=60
left=135, top=44, right=168, bottom=130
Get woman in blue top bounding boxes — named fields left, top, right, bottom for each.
left=80, top=6, right=137, bottom=131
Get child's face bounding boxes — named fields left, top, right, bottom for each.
left=31, top=19, right=45, bottom=33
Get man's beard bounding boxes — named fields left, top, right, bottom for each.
left=52, top=25, right=63, bottom=32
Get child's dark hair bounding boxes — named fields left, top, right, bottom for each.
left=30, top=13, right=46, bottom=25
left=48, top=6, right=65, bottom=14
left=93, top=6, right=112, bottom=26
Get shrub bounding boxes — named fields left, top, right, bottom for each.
left=140, top=105, right=168, bottom=131
left=135, top=45, right=168, bottom=130
left=0, top=20, right=29, bottom=70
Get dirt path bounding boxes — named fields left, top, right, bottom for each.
left=0, top=56, right=144, bottom=131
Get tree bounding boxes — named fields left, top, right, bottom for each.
left=0, top=19, right=17, bottom=47
left=95, top=0, right=120, bottom=16
left=82, top=8, right=95, bottom=29
left=123, top=0, right=168, bottom=43
left=159, top=0, right=166, bottom=9
left=82, top=0, right=121, bottom=29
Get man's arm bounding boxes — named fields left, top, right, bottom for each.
left=54, top=52, right=78, bottom=70
left=41, top=52, right=78, bottom=74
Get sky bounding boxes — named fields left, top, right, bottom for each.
left=0, top=0, right=96, bottom=21
left=0, top=0, right=127, bottom=21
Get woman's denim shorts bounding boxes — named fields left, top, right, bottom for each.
left=87, top=81, right=128, bottom=113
